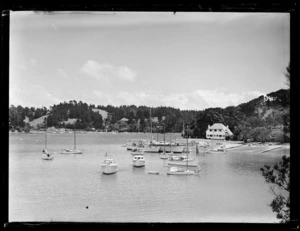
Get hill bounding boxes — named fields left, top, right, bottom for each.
left=9, top=89, right=290, bottom=141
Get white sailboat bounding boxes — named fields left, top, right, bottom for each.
left=167, top=125, right=197, bottom=175
left=61, top=126, right=82, bottom=154
left=168, top=155, right=193, bottom=162
left=159, top=125, right=168, bottom=159
left=41, top=114, right=54, bottom=160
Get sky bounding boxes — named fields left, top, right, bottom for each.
left=9, top=11, right=290, bottom=110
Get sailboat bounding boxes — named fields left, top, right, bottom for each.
left=167, top=125, right=197, bottom=175
left=143, top=108, right=160, bottom=153
left=41, top=114, right=54, bottom=160
left=61, top=125, right=82, bottom=154
left=159, top=125, right=168, bottom=159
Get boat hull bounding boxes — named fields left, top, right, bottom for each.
left=169, top=155, right=193, bottom=161
left=167, top=167, right=196, bottom=175
left=60, top=150, right=82, bottom=154
left=41, top=153, right=54, bottom=160
left=167, top=162, right=198, bottom=167
left=131, top=152, right=144, bottom=155
left=143, top=147, right=161, bottom=153
left=162, top=146, right=184, bottom=153
left=167, top=171, right=195, bottom=175
left=205, top=150, right=226, bottom=154
left=159, top=155, right=168, bottom=159
left=101, top=164, right=118, bottom=174
left=133, top=160, right=145, bottom=167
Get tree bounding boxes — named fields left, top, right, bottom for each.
left=249, top=127, right=271, bottom=142
left=23, top=124, right=31, bottom=133
left=260, top=155, right=290, bottom=223
left=282, top=111, right=290, bottom=142
left=283, top=63, right=290, bottom=142
left=92, top=113, right=103, bottom=129
left=285, top=63, right=290, bottom=88
left=9, top=105, right=25, bottom=128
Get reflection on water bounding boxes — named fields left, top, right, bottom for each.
left=132, top=166, right=146, bottom=174
left=9, top=133, right=289, bottom=223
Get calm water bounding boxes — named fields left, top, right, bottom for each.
left=9, top=132, right=289, bottom=223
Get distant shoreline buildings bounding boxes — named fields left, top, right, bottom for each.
left=206, top=123, right=233, bottom=140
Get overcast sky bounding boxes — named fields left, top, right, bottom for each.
left=9, top=11, right=289, bottom=110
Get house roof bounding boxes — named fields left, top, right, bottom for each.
left=208, top=123, right=233, bottom=135
left=209, top=123, right=224, bottom=130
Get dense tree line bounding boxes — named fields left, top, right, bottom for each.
left=188, top=88, right=290, bottom=142
left=9, top=88, right=290, bottom=142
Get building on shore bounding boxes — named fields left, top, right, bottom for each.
left=206, top=123, right=233, bottom=140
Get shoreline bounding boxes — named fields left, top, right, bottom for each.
left=9, top=131, right=290, bottom=152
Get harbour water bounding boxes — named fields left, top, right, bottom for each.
left=9, top=132, right=289, bottom=223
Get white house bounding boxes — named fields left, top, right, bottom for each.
left=206, top=123, right=233, bottom=140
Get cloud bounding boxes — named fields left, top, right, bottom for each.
left=18, top=58, right=37, bottom=71
left=51, top=23, right=58, bottom=30
left=9, top=84, right=62, bottom=108
left=116, top=66, right=136, bottom=82
left=57, top=68, right=68, bottom=78
left=80, top=60, right=137, bottom=82
left=28, top=58, right=36, bottom=65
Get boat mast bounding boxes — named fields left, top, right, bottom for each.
left=150, top=107, right=152, bottom=142
left=163, top=124, right=166, bottom=154
left=186, top=137, right=188, bottom=170
left=45, top=115, right=47, bottom=150
left=170, top=135, right=172, bottom=153
left=74, top=124, right=76, bottom=150
left=138, top=119, right=140, bottom=141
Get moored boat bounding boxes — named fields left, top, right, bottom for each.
left=42, top=113, right=54, bottom=160
left=133, top=155, right=145, bottom=167
left=143, top=146, right=161, bottom=153
left=41, top=149, right=54, bottom=160
left=132, top=147, right=144, bottom=152
left=101, top=158, right=118, bottom=174
left=167, top=161, right=198, bottom=167
left=131, top=151, right=144, bottom=156
left=161, top=146, right=184, bottom=153
left=61, top=148, right=83, bottom=154
left=166, top=124, right=198, bottom=175
left=61, top=128, right=82, bottom=154
left=205, top=146, right=227, bottom=154
left=169, top=155, right=193, bottom=162
left=166, top=166, right=196, bottom=175
left=159, top=152, right=169, bottom=159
